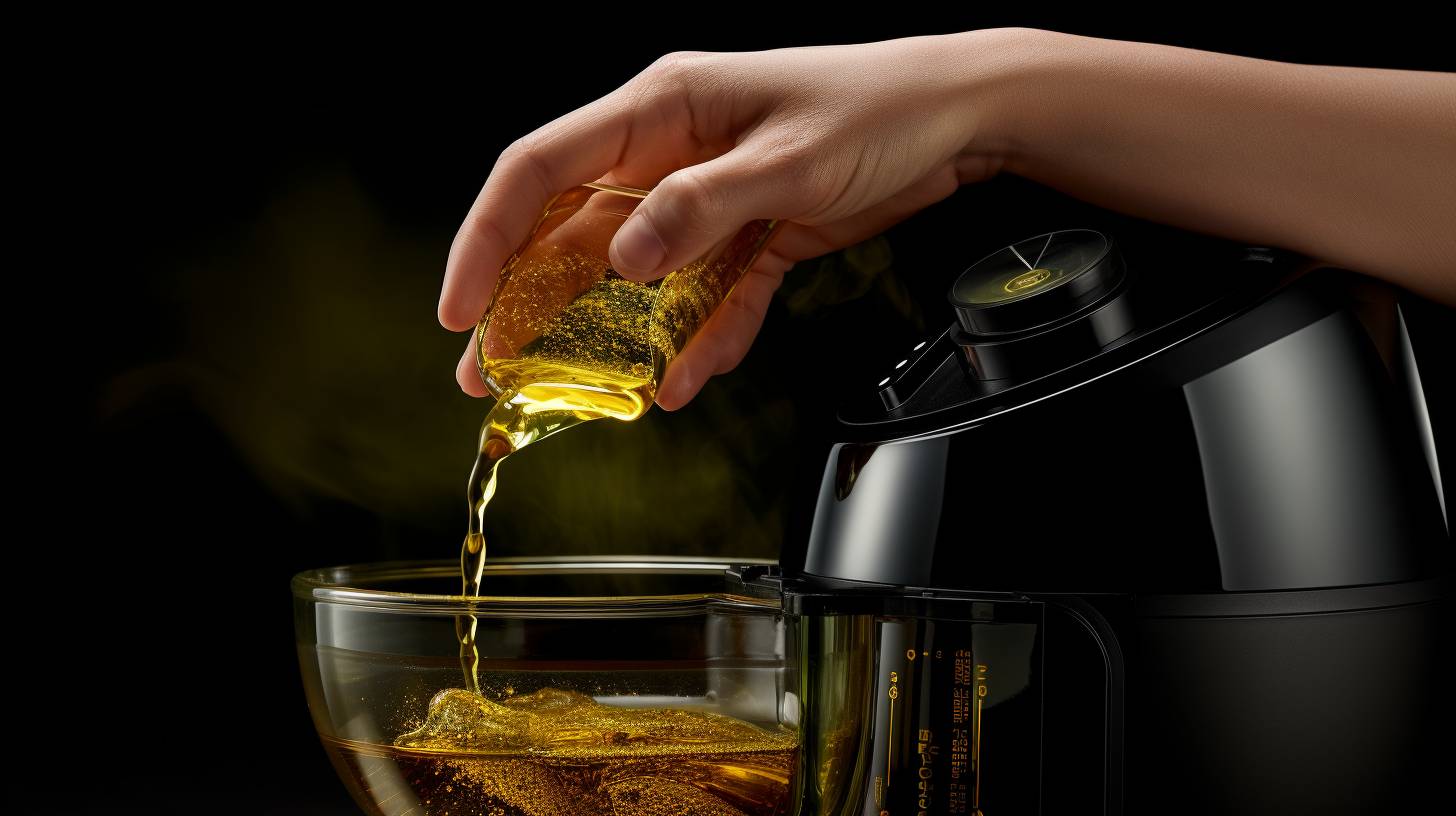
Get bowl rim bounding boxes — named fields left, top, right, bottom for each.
left=291, top=556, right=782, bottom=614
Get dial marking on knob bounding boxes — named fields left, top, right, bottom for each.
left=1008, top=243, right=1034, bottom=271
left=1031, top=232, right=1054, bottom=269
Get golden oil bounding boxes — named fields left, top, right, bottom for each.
left=458, top=240, right=771, bottom=691
left=328, top=688, right=797, bottom=816
left=456, top=362, right=653, bottom=692
left=418, top=214, right=792, bottom=815
left=459, top=271, right=659, bottom=692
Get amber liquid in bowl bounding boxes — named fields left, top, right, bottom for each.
left=324, top=688, right=797, bottom=816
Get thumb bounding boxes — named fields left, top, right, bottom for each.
left=608, top=145, right=797, bottom=281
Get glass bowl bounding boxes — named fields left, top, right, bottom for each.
left=293, top=556, right=800, bottom=816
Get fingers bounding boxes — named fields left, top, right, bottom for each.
left=439, top=90, right=639, bottom=332
left=456, top=334, right=489, bottom=397
left=653, top=162, right=962, bottom=410
left=655, top=257, right=792, bottom=410
left=608, top=133, right=812, bottom=282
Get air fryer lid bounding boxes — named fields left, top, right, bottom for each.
left=854, top=227, right=1296, bottom=432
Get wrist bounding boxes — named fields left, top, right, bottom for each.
left=942, top=26, right=1081, bottom=177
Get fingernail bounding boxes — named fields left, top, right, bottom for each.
left=612, top=215, right=666, bottom=278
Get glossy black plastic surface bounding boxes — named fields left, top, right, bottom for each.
left=804, top=262, right=1450, bottom=594
left=1122, top=591, right=1451, bottom=814
left=790, top=227, right=1452, bottom=816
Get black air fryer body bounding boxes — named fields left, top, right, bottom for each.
left=782, top=226, right=1452, bottom=815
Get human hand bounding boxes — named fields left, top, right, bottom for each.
left=439, top=28, right=1027, bottom=409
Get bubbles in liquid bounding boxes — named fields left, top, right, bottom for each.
left=414, top=224, right=792, bottom=814
left=397, top=688, right=794, bottom=757
left=327, top=688, right=798, bottom=816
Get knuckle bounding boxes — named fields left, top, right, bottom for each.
left=634, top=51, right=716, bottom=100
left=503, top=133, right=542, bottom=164
left=661, top=169, right=720, bottom=232
left=502, top=134, right=551, bottom=190
left=644, top=50, right=710, bottom=79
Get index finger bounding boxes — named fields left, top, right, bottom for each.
left=437, top=89, right=638, bottom=332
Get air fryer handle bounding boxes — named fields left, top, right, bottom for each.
left=1041, top=595, right=1126, bottom=816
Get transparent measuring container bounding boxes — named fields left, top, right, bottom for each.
left=475, top=182, right=782, bottom=420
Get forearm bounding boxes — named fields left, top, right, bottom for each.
left=960, top=28, right=1456, bottom=303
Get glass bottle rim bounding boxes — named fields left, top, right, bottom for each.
left=582, top=180, right=650, bottom=198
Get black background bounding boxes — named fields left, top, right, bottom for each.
left=24, top=10, right=1453, bottom=814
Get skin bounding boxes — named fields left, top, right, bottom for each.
left=439, top=27, right=1456, bottom=410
